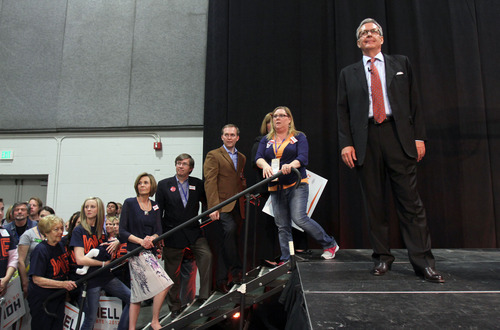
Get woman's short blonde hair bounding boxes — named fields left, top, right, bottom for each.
left=38, top=215, right=64, bottom=235
left=266, top=106, right=302, bottom=140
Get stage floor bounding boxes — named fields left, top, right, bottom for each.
left=296, top=249, right=500, bottom=329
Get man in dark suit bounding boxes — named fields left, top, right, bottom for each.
left=204, top=124, right=246, bottom=293
left=156, top=153, right=213, bottom=316
left=337, top=18, right=444, bottom=283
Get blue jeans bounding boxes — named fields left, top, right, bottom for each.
left=271, top=183, right=337, bottom=261
left=81, top=277, right=131, bottom=330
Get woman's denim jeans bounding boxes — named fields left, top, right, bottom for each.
left=271, top=183, right=337, bottom=261
left=81, top=277, right=131, bottom=330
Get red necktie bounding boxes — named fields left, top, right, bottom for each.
left=370, top=58, right=387, bottom=123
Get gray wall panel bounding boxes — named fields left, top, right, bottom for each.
left=129, top=0, right=207, bottom=127
left=0, top=0, right=207, bottom=131
left=0, top=0, right=67, bottom=129
left=57, top=0, right=135, bottom=128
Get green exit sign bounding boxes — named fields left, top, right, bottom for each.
left=1, top=150, right=13, bottom=160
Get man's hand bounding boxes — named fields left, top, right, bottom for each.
left=209, top=210, right=220, bottom=221
left=416, top=141, right=426, bottom=162
left=341, top=146, right=357, bottom=169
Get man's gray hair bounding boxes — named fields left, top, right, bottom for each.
left=356, top=18, right=384, bottom=39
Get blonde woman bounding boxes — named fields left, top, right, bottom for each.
left=70, top=197, right=130, bottom=330
left=256, top=106, right=339, bottom=263
left=27, top=215, right=76, bottom=329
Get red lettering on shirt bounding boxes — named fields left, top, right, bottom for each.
left=0, top=238, right=9, bottom=257
left=83, top=235, right=100, bottom=253
left=50, top=254, right=70, bottom=277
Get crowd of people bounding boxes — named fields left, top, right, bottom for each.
left=0, top=113, right=340, bottom=329
left=0, top=17, right=446, bottom=329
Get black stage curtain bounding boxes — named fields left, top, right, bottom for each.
left=203, top=0, right=500, bottom=249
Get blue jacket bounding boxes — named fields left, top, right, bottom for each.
left=4, top=219, right=37, bottom=246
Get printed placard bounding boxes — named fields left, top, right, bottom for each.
left=63, top=302, right=85, bottom=330
left=64, top=296, right=122, bottom=330
left=1, top=277, right=26, bottom=329
left=93, top=296, right=122, bottom=330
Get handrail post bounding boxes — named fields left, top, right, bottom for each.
left=76, top=281, right=87, bottom=329
left=239, top=192, right=251, bottom=330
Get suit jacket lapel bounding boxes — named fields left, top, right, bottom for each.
left=237, top=153, right=244, bottom=175
left=170, top=177, right=185, bottom=208
left=220, top=146, right=237, bottom=172
left=185, top=177, right=196, bottom=209
left=384, top=54, right=397, bottom=90
left=354, top=60, right=368, bottom=95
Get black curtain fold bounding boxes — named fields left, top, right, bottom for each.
left=203, top=0, right=500, bottom=249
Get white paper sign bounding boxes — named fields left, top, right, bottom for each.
left=1, top=277, right=26, bottom=329
left=93, top=296, right=122, bottom=330
left=262, top=170, right=328, bottom=232
left=63, top=302, right=84, bottom=330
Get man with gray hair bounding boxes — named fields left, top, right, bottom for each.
left=337, top=18, right=443, bottom=283
left=4, top=202, right=37, bottom=245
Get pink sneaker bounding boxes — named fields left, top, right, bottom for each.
left=321, top=245, right=339, bottom=260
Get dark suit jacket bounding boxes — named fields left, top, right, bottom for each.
left=204, top=146, right=247, bottom=219
left=337, top=54, right=426, bottom=165
left=156, top=176, right=207, bottom=249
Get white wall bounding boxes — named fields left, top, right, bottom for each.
left=0, top=129, right=203, bottom=221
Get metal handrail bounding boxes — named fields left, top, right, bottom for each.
left=42, top=167, right=302, bottom=317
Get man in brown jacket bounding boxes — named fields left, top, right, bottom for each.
left=204, top=124, right=246, bottom=293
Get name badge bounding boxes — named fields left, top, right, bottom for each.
left=271, top=158, right=280, bottom=181
left=0, top=229, right=9, bottom=236
left=189, top=185, right=196, bottom=190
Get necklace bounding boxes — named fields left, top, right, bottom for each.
left=137, top=198, right=151, bottom=215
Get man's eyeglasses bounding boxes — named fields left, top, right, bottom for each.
left=273, top=114, right=289, bottom=119
left=176, top=161, right=190, bottom=167
left=359, top=29, right=381, bottom=38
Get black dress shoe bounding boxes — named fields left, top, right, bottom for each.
left=371, top=262, right=392, bottom=276
left=216, top=282, right=230, bottom=294
left=417, top=267, right=445, bottom=283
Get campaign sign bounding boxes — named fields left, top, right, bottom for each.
left=64, top=296, right=122, bottom=330
left=93, top=296, right=122, bottom=330
left=63, top=302, right=85, bottom=330
left=1, top=277, right=26, bottom=329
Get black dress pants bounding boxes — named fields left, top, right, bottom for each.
left=356, top=120, right=435, bottom=271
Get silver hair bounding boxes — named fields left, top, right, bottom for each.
left=356, top=18, right=384, bottom=39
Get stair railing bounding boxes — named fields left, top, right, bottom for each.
left=43, top=168, right=302, bottom=327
